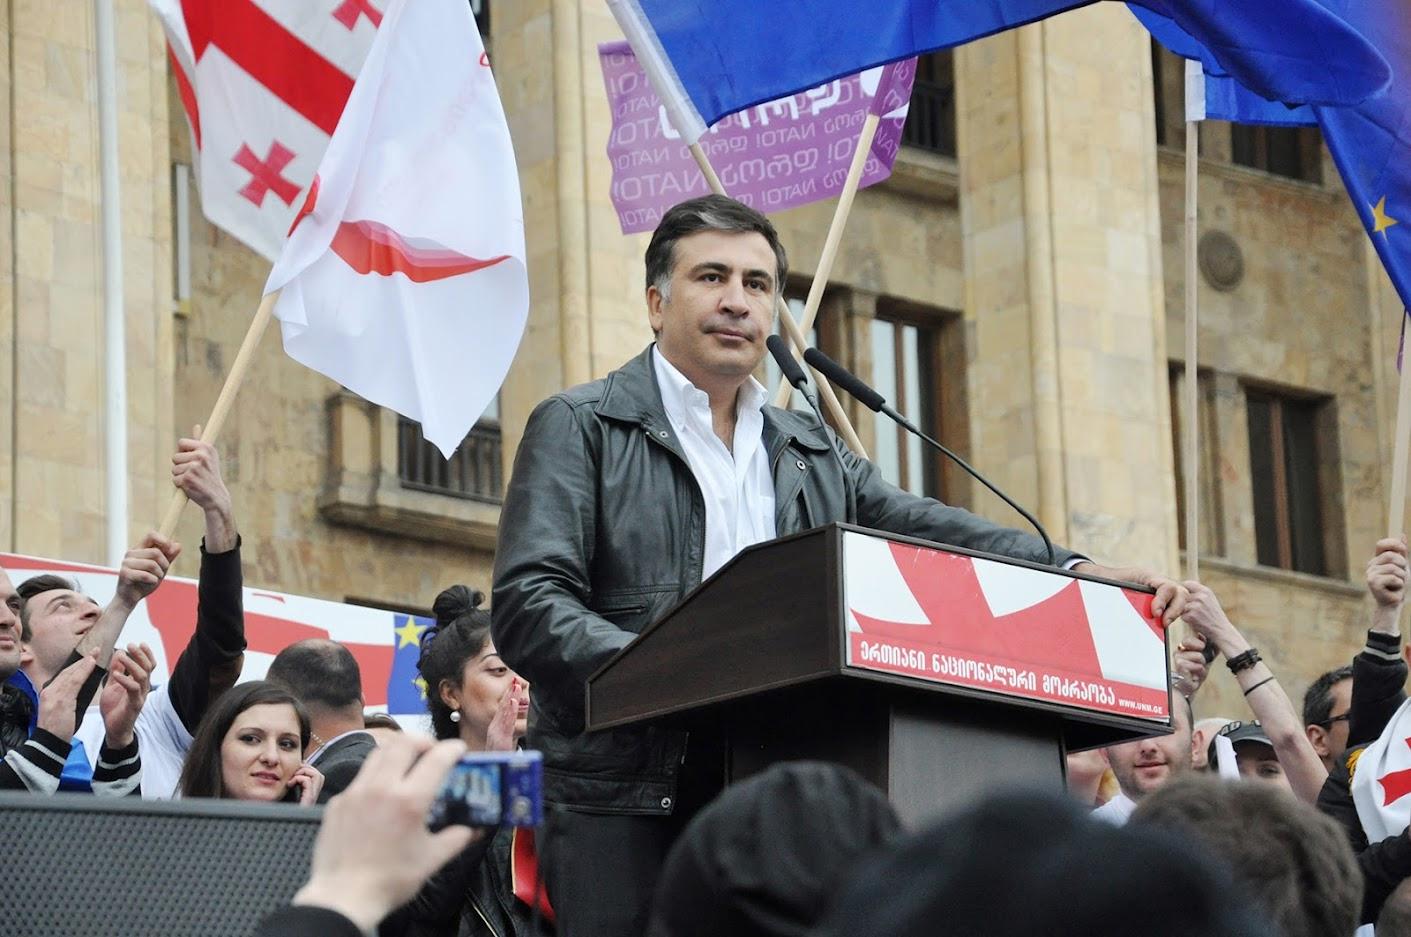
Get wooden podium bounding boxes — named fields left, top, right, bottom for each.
left=586, top=524, right=1172, bottom=826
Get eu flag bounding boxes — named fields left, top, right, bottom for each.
left=608, top=0, right=1389, bottom=142
left=1316, top=1, right=1411, bottom=312
left=1142, top=1, right=1411, bottom=311
left=387, top=612, right=434, bottom=715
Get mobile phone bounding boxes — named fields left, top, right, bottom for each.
left=428, top=750, right=543, bottom=831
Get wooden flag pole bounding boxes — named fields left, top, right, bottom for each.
left=158, top=289, right=281, bottom=540
left=1183, top=118, right=1200, bottom=583
left=1388, top=336, right=1411, bottom=537
left=686, top=142, right=868, bottom=456
left=771, top=111, right=880, bottom=408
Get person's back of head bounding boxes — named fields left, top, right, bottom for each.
left=645, top=761, right=901, bottom=937
left=1132, top=775, right=1361, bottom=937
left=812, top=788, right=1274, bottom=937
left=1378, top=878, right=1411, bottom=936
left=266, top=639, right=364, bottom=722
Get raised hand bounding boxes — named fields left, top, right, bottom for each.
left=100, top=643, right=155, bottom=748
left=37, top=651, right=98, bottom=739
left=486, top=677, right=528, bottom=753
left=114, top=532, right=181, bottom=609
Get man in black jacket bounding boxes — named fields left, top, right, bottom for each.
left=1317, top=536, right=1410, bottom=923
left=492, top=195, right=1190, bottom=936
left=267, top=638, right=376, bottom=802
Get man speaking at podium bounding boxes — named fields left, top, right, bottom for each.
left=492, top=195, right=1186, bottom=935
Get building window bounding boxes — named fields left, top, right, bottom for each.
left=1168, top=364, right=1224, bottom=557
left=470, top=0, right=489, bottom=37
left=397, top=397, right=503, bottom=503
left=1230, top=125, right=1322, bottom=184
left=1245, top=388, right=1335, bottom=575
left=901, top=50, right=956, bottom=158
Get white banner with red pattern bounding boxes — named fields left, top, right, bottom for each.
left=842, top=532, right=1170, bottom=721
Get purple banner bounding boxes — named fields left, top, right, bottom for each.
left=599, top=41, right=915, bottom=234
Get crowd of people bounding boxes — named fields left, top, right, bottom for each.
left=4, top=195, right=1411, bottom=936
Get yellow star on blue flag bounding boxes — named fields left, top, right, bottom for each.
left=1373, top=196, right=1400, bottom=236
left=387, top=612, right=434, bottom=713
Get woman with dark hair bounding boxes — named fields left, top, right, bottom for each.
left=178, top=680, right=324, bottom=804
left=390, top=586, right=544, bottom=937
left=418, top=585, right=528, bottom=750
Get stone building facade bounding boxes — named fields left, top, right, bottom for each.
left=0, top=0, right=1401, bottom=723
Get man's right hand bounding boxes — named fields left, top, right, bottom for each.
left=37, top=651, right=98, bottom=739
left=172, top=427, right=238, bottom=553
left=113, top=532, right=181, bottom=609
left=1367, top=537, right=1409, bottom=609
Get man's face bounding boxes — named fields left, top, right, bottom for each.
left=1105, top=700, right=1192, bottom=800
left=647, top=229, right=776, bottom=392
left=1306, top=678, right=1353, bottom=770
left=0, top=570, right=20, bottom=679
left=23, top=587, right=101, bottom=676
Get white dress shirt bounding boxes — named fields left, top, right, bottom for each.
left=653, top=347, right=777, bottom=579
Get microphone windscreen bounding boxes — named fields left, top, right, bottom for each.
left=766, top=334, right=808, bottom=389
left=803, top=347, right=886, bottom=412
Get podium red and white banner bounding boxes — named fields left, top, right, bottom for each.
left=841, top=532, right=1171, bottom=721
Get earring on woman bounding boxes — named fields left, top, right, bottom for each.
left=450, top=711, right=461, bottom=723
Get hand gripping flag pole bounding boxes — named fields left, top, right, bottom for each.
left=157, top=290, right=281, bottom=540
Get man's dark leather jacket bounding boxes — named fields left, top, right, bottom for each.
left=492, top=346, right=1079, bottom=815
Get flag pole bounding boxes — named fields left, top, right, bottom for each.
left=686, top=142, right=869, bottom=456
left=158, top=290, right=281, bottom=539
left=95, top=0, right=128, bottom=565
left=1182, top=62, right=1202, bottom=584
left=1388, top=327, right=1411, bottom=537
left=771, top=111, right=880, bottom=408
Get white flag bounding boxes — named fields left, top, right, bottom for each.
left=149, top=0, right=383, bottom=261
left=264, top=0, right=528, bottom=456
left=1352, top=696, right=1411, bottom=843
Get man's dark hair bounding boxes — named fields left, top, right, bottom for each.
left=1132, top=775, right=1361, bottom=937
left=644, top=194, right=788, bottom=305
left=266, top=639, right=364, bottom=711
left=15, top=574, right=81, bottom=642
left=1378, top=878, right=1411, bottom=936
left=1302, top=665, right=1353, bottom=727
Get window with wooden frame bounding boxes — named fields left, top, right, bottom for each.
left=1168, top=364, right=1224, bottom=557
left=901, top=50, right=956, bottom=158
left=1230, top=124, right=1323, bottom=184
left=869, top=299, right=967, bottom=503
left=397, top=395, right=503, bottom=503
left=1245, top=388, right=1340, bottom=575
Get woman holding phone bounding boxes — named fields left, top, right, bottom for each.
left=177, top=680, right=324, bottom=804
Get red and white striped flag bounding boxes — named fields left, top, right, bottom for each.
left=151, top=0, right=384, bottom=261
left=264, top=0, right=527, bottom=457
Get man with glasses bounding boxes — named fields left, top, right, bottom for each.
left=1304, top=666, right=1353, bottom=773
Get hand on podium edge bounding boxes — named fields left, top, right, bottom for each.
left=1070, top=562, right=1189, bottom=628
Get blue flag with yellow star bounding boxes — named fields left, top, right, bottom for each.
left=1138, top=1, right=1410, bottom=311
left=1316, top=1, right=1411, bottom=311
left=387, top=612, right=434, bottom=715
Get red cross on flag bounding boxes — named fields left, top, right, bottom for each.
left=1352, top=697, right=1411, bottom=842
left=264, top=0, right=527, bottom=457
left=151, top=0, right=384, bottom=261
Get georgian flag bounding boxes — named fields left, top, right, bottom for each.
left=264, top=0, right=528, bottom=457
left=150, top=0, right=383, bottom=261
left=1352, top=697, right=1411, bottom=843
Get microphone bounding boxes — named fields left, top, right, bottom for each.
left=802, top=347, right=1056, bottom=567
left=766, top=335, right=855, bottom=524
